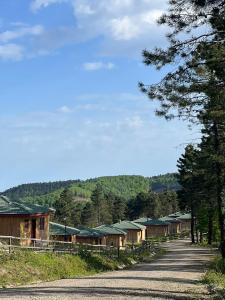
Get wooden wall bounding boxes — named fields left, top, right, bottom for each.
left=126, top=229, right=145, bottom=244
left=105, top=234, right=127, bottom=248
left=180, top=220, right=191, bottom=232
left=146, top=225, right=169, bottom=237
left=76, top=236, right=106, bottom=245
left=0, top=214, right=50, bottom=246
left=51, top=234, right=76, bottom=243
left=168, top=223, right=181, bottom=235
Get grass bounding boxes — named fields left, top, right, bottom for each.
left=202, top=256, right=225, bottom=299
left=0, top=244, right=163, bottom=288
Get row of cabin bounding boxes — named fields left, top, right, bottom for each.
left=0, top=195, right=192, bottom=247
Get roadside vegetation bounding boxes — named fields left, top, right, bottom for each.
left=203, top=256, right=225, bottom=298
left=0, top=243, right=164, bottom=288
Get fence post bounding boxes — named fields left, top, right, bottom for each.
left=9, top=237, right=12, bottom=253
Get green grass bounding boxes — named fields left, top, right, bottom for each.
left=202, top=256, right=225, bottom=298
left=0, top=245, right=163, bottom=288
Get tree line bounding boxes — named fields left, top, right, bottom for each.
left=140, top=0, right=225, bottom=256
left=3, top=174, right=178, bottom=206
left=53, top=184, right=178, bottom=228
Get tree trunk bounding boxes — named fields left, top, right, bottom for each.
left=208, top=210, right=213, bottom=245
left=212, top=122, right=225, bottom=243
left=200, top=231, right=203, bottom=243
left=191, top=205, right=195, bottom=244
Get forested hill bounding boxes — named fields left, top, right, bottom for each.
left=2, top=174, right=179, bottom=206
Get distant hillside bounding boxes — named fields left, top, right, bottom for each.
left=2, top=174, right=179, bottom=206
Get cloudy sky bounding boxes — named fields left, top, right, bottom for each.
left=0, top=0, right=198, bottom=191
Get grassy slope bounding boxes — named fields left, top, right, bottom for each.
left=0, top=246, right=165, bottom=288
left=3, top=174, right=178, bottom=206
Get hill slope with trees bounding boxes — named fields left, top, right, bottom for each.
left=2, top=174, right=179, bottom=206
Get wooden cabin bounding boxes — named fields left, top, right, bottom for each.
left=76, top=227, right=107, bottom=245
left=178, top=213, right=192, bottom=232
left=133, top=217, right=152, bottom=225
left=168, top=212, right=183, bottom=219
left=139, top=219, right=170, bottom=238
left=0, top=195, right=54, bottom=246
left=95, top=225, right=127, bottom=248
left=113, top=220, right=146, bottom=244
left=159, top=216, right=181, bottom=235
left=50, top=222, right=80, bottom=242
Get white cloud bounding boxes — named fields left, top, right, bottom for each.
left=29, top=0, right=168, bottom=56
left=0, top=44, right=24, bottom=61
left=0, top=25, right=44, bottom=43
left=83, top=61, right=115, bottom=71
left=58, top=106, right=73, bottom=113
left=110, top=16, right=140, bottom=41
left=30, top=0, right=66, bottom=12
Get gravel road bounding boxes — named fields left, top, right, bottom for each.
left=0, top=239, right=215, bottom=300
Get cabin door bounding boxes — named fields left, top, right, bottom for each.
left=31, top=219, right=36, bottom=239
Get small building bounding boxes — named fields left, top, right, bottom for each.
left=50, top=222, right=80, bottom=242
left=76, top=227, right=107, bottom=245
left=112, top=220, right=146, bottom=244
left=178, top=213, right=192, bottom=232
left=133, top=217, right=152, bottom=225
left=140, top=219, right=170, bottom=238
left=95, top=225, right=127, bottom=248
left=168, top=212, right=183, bottom=219
left=0, top=195, right=54, bottom=246
left=159, top=216, right=181, bottom=235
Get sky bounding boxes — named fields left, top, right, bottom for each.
left=0, top=0, right=199, bottom=191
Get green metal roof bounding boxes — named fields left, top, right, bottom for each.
left=50, top=222, right=80, bottom=236
left=133, top=217, right=152, bottom=224
left=178, top=213, right=192, bottom=220
left=159, top=216, right=181, bottom=223
left=95, top=225, right=127, bottom=235
left=113, top=220, right=146, bottom=231
left=142, top=219, right=170, bottom=226
left=77, top=227, right=106, bottom=238
left=0, top=196, right=54, bottom=215
left=168, top=212, right=183, bottom=218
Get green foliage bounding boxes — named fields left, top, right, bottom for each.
left=0, top=243, right=164, bottom=287
left=54, top=188, right=75, bottom=226
left=3, top=174, right=179, bottom=206
left=126, top=190, right=178, bottom=220
left=203, top=256, right=225, bottom=297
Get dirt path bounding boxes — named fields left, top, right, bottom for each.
left=0, top=240, right=215, bottom=300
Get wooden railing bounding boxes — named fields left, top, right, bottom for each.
left=0, top=235, right=156, bottom=259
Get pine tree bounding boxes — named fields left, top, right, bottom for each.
left=81, top=202, right=97, bottom=227
left=54, top=188, right=74, bottom=226
left=177, top=145, right=201, bottom=243
left=112, top=196, right=126, bottom=223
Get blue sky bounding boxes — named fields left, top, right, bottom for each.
left=0, top=0, right=199, bottom=191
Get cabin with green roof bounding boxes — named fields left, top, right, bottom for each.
left=133, top=217, right=152, bottom=225
left=50, top=222, right=80, bottom=243
left=159, top=216, right=181, bottom=234
left=113, top=220, right=146, bottom=244
left=177, top=213, right=192, bottom=232
left=0, top=195, right=54, bottom=245
left=95, top=225, right=127, bottom=248
left=76, top=227, right=107, bottom=245
left=139, top=219, right=170, bottom=237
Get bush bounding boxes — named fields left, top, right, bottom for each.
left=203, top=256, right=225, bottom=290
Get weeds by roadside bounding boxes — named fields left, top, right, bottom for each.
left=202, top=256, right=225, bottom=299
left=0, top=242, right=164, bottom=288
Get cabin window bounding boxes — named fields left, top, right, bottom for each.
left=39, top=217, right=45, bottom=230
left=24, top=219, right=29, bottom=230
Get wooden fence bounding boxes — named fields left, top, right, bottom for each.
left=0, top=235, right=155, bottom=258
